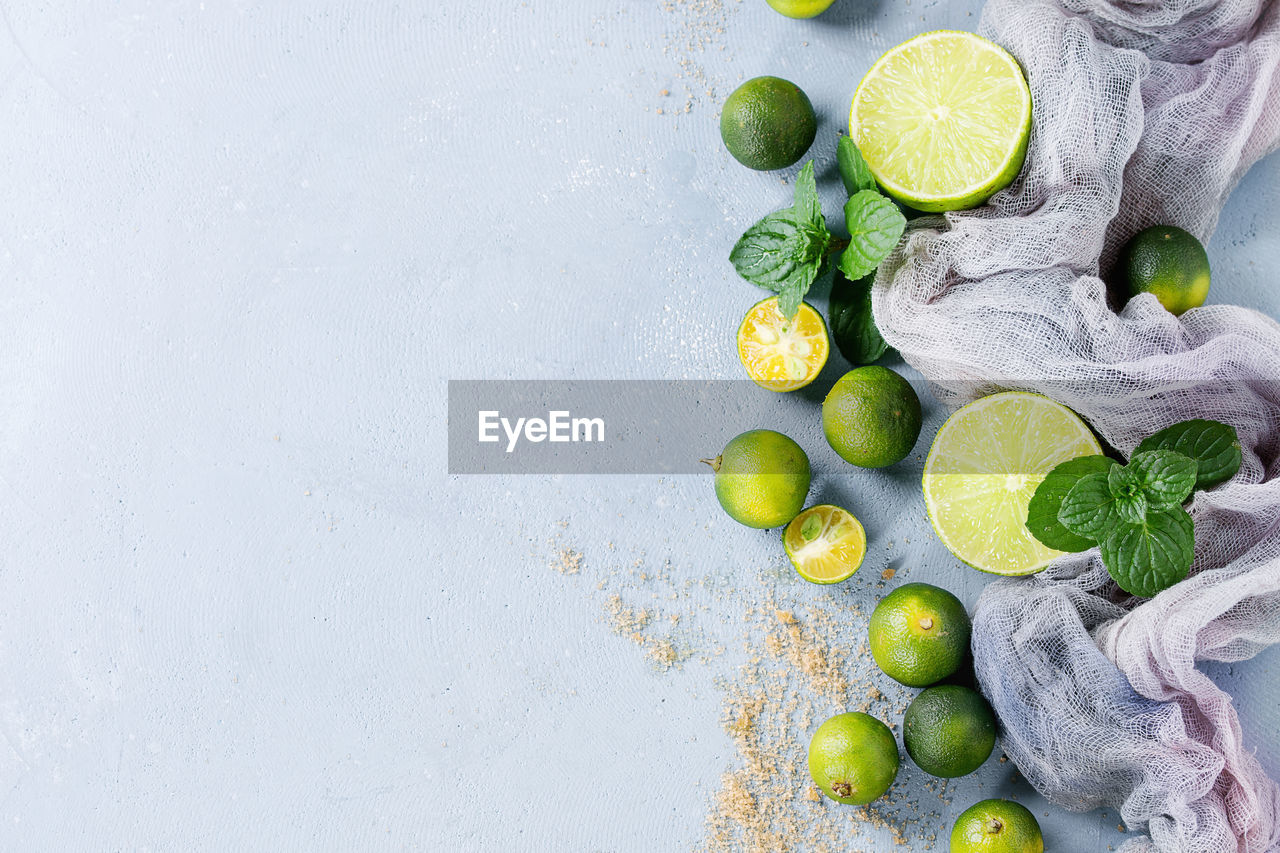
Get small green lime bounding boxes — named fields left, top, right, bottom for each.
left=807, top=712, right=899, bottom=805
left=868, top=583, right=970, bottom=687
left=903, top=685, right=996, bottom=778
left=822, top=366, right=922, bottom=468
left=705, top=429, right=810, bottom=528
left=1116, top=225, right=1210, bottom=316
left=765, top=0, right=837, bottom=18
left=950, top=799, right=1044, bottom=853
left=720, top=76, right=817, bottom=171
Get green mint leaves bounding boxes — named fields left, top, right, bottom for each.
left=729, top=140, right=905, bottom=320
left=1100, top=509, right=1195, bottom=599
left=837, top=135, right=877, bottom=194
left=1134, top=419, right=1242, bottom=490
left=828, top=270, right=888, bottom=366
left=1026, top=418, right=1242, bottom=598
left=1025, top=455, right=1116, bottom=552
left=729, top=163, right=830, bottom=319
left=839, top=191, right=907, bottom=280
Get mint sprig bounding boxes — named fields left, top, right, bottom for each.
left=729, top=140, right=906, bottom=321
left=1026, top=418, right=1242, bottom=598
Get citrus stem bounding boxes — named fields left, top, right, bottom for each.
left=700, top=456, right=722, bottom=473
left=987, top=818, right=1004, bottom=835
left=831, top=781, right=853, bottom=798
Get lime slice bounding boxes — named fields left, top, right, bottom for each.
left=737, top=297, right=830, bottom=392
left=849, top=30, right=1032, bottom=212
left=922, top=392, right=1101, bottom=575
left=783, top=504, right=866, bottom=584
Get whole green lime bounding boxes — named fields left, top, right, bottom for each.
left=807, top=712, right=900, bottom=805
left=765, top=0, right=837, bottom=18
left=1116, top=225, right=1210, bottom=316
left=704, top=429, right=810, bottom=528
left=903, top=685, right=996, bottom=778
left=720, top=76, right=817, bottom=171
left=868, top=583, right=970, bottom=687
left=950, top=799, right=1044, bottom=853
left=822, top=366, right=922, bottom=468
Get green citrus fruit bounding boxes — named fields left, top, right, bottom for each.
left=903, top=685, right=997, bottom=778
left=783, top=504, right=866, bottom=584
left=737, top=297, right=829, bottom=392
left=850, top=31, right=1032, bottom=211
left=922, top=392, right=1102, bottom=576
left=1116, top=225, right=1211, bottom=316
left=868, top=583, right=970, bottom=687
left=765, top=0, right=837, bottom=18
left=720, top=76, right=817, bottom=171
left=807, top=712, right=899, bottom=805
left=950, top=799, right=1044, bottom=853
left=822, top=366, right=922, bottom=468
left=704, top=429, right=810, bottom=528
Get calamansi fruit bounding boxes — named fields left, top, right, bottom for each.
left=950, top=799, right=1044, bottom=853
left=1116, top=225, right=1211, bottom=316
left=765, top=0, right=837, bottom=18
left=822, top=366, right=922, bottom=468
left=720, top=76, right=817, bottom=171
left=807, top=712, right=899, bottom=805
left=737, top=297, right=829, bottom=392
left=903, top=685, right=997, bottom=778
left=783, top=504, right=866, bottom=584
left=704, top=429, right=810, bottom=529
left=868, top=583, right=970, bottom=687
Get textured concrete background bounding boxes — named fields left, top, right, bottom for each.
left=0, top=0, right=1277, bottom=850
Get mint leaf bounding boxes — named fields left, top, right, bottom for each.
left=1058, top=472, right=1119, bottom=540
left=837, top=136, right=877, bottom=195
left=1106, top=465, right=1149, bottom=524
left=730, top=212, right=828, bottom=290
left=838, top=191, right=906, bottom=280
left=1026, top=455, right=1117, bottom=552
left=1100, top=507, right=1194, bottom=597
left=777, top=261, right=821, bottom=319
left=792, top=161, right=823, bottom=227
left=1127, top=449, right=1197, bottom=507
left=827, top=271, right=887, bottom=366
left=1134, top=419, right=1242, bottom=490
left=730, top=211, right=806, bottom=286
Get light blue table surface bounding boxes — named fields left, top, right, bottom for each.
left=1, top=1, right=1277, bottom=850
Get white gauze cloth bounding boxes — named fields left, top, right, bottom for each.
left=872, top=1, right=1280, bottom=850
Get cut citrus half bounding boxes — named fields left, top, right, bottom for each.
left=783, top=504, right=866, bottom=584
left=737, top=297, right=830, bottom=392
left=922, top=392, right=1101, bottom=575
left=849, top=30, right=1032, bottom=212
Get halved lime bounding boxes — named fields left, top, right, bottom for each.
left=783, top=504, right=866, bottom=584
left=922, top=392, right=1101, bottom=575
left=737, top=297, right=830, bottom=392
left=849, top=30, right=1032, bottom=212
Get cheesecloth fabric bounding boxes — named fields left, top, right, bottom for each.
left=872, top=1, right=1280, bottom=849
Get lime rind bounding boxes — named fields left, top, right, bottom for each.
left=922, top=392, right=1102, bottom=576
left=849, top=30, right=1032, bottom=212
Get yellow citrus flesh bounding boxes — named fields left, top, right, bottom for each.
left=784, top=504, right=866, bottom=584
left=850, top=30, right=1032, bottom=212
left=923, top=392, right=1101, bottom=575
left=737, top=297, right=830, bottom=392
